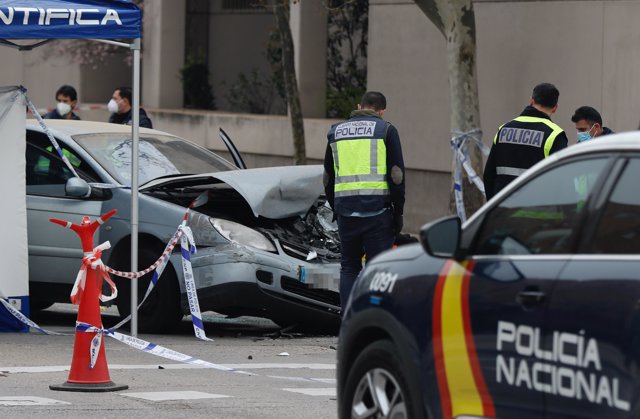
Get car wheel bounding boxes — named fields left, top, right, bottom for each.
left=112, top=245, right=183, bottom=333
left=30, top=300, right=54, bottom=312
left=340, top=340, right=421, bottom=419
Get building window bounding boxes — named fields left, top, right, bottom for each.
left=222, top=0, right=253, bottom=10
left=211, top=0, right=270, bottom=14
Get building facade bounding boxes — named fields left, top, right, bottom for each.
left=2, top=0, right=639, bottom=233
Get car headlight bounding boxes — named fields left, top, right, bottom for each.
left=187, top=211, right=222, bottom=247
left=211, top=218, right=276, bottom=252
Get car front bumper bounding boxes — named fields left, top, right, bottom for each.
left=170, top=242, right=341, bottom=319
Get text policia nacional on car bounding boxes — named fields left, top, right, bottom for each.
left=496, top=321, right=629, bottom=411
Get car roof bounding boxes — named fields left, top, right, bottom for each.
left=26, top=119, right=169, bottom=137
left=551, top=131, right=640, bottom=158
left=465, top=131, right=640, bottom=227
left=501, top=130, right=640, bottom=177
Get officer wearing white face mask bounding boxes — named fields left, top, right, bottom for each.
left=44, top=85, right=80, bottom=120
left=571, top=106, right=614, bottom=143
left=107, top=86, right=153, bottom=128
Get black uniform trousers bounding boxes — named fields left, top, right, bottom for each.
left=337, top=210, right=394, bottom=311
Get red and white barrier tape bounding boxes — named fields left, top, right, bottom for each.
left=104, top=231, right=182, bottom=280
left=103, top=222, right=212, bottom=341
left=70, top=241, right=118, bottom=305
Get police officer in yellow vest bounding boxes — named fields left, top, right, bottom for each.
left=324, top=91, right=405, bottom=310
left=484, top=83, right=568, bottom=200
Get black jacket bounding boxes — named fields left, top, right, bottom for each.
left=484, top=106, right=568, bottom=200
left=324, top=109, right=405, bottom=217
left=109, top=108, right=153, bottom=129
left=43, top=109, right=80, bottom=120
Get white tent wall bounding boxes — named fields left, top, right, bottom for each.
left=0, top=86, right=29, bottom=332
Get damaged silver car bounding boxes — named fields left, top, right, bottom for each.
left=26, top=120, right=341, bottom=333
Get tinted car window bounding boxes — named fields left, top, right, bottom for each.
left=474, top=158, right=609, bottom=255
left=591, top=158, right=640, bottom=254
left=26, top=143, right=77, bottom=197
left=27, top=131, right=101, bottom=183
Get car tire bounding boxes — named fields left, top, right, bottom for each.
left=340, top=339, right=423, bottom=419
left=112, top=245, right=183, bottom=333
left=30, top=300, right=54, bottom=312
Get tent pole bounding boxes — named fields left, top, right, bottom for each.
left=92, top=39, right=130, bottom=48
left=130, top=38, right=141, bottom=337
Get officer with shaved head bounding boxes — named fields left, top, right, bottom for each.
left=324, top=91, right=406, bottom=310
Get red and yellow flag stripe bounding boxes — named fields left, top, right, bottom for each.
left=432, top=260, right=495, bottom=419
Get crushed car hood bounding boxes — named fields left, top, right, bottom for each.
left=141, top=165, right=325, bottom=219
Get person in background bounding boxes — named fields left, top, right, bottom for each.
left=483, top=82, right=568, bottom=200
left=571, top=106, right=614, bottom=142
left=107, top=86, right=152, bottom=128
left=324, top=91, right=405, bottom=310
left=44, top=85, right=80, bottom=120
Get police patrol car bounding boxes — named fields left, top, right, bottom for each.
left=337, top=132, right=640, bottom=418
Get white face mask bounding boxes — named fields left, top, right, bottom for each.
left=56, top=102, right=72, bottom=116
left=107, top=99, right=119, bottom=114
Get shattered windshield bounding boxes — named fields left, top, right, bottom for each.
left=73, top=133, right=236, bottom=186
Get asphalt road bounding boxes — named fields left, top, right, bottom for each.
left=0, top=304, right=339, bottom=419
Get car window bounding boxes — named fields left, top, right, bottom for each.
left=473, top=157, right=609, bottom=255
left=27, top=131, right=101, bottom=183
left=26, top=143, right=77, bottom=197
left=591, top=158, right=640, bottom=254
left=26, top=142, right=101, bottom=198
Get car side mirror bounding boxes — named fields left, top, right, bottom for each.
left=65, top=177, right=91, bottom=198
left=419, top=216, right=461, bottom=258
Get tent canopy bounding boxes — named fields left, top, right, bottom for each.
left=0, top=0, right=144, bottom=335
left=0, top=0, right=140, bottom=40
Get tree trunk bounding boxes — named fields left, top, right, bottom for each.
left=274, top=1, right=307, bottom=165
left=415, top=0, right=485, bottom=217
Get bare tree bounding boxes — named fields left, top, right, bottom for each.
left=273, top=0, right=306, bottom=165
left=326, top=0, right=369, bottom=119
left=414, top=0, right=485, bottom=217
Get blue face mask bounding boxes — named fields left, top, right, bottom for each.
left=577, top=124, right=595, bottom=142
left=577, top=131, right=592, bottom=142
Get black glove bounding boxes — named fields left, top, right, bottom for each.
left=392, top=213, right=404, bottom=234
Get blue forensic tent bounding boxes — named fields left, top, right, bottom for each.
left=0, top=0, right=144, bottom=334
left=0, top=0, right=140, bottom=39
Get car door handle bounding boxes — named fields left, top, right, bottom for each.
left=517, top=290, right=545, bottom=307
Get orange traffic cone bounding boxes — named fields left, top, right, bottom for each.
left=49, top=211, right=128, bottom=392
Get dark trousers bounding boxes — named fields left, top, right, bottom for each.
left=337, top=211, right=394, bottom=310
